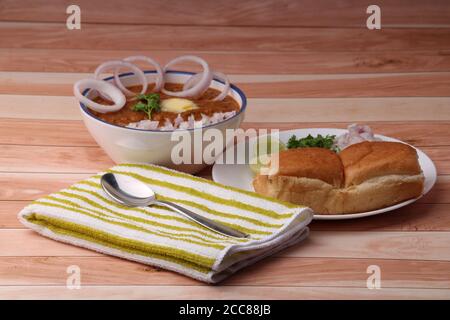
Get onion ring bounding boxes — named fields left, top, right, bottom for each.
left=211, top=72, right=231, bottom=101
left=162, top=55, right=213, bottom=98
left=116, top=55, right=164, bottom=92
left=182, top=72, right=201, bottom=91
left=73, top=79, right=126, bottom=114
left=183, top=71, right=230, bottom=101
left=95, top=60, right=148, bottom=98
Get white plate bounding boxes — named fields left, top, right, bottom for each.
left=212, top=128, right=437, bottom=220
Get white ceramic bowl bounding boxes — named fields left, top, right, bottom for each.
left=79, top=71, right=247, bottom=174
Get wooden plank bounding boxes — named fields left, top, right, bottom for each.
left=3, top=229, right=450, bottom=261
left=1, top=95, right=450, bottom=122
left=1, top=0, right=449, bottom=28
left=245, top=98, right=450, bottom=122
left=2, top=71, right=450, bottom=98
left=1, top=119, right=449, bottom=148
left=0, top=173, right=92, bottom=201
left=2, top=173, right=449, bottom=230
left=0, top=145, right=113, bottom=173
left=0, top=71, right=83, bottom=96
left=419, top=147, right=450, bottom=174
left=2, top=48, right=450, bottom=74
left=0, top=144, right=447, bottom=173
left=0, top=229, right=101, bottom=257
left=0, top=95, right=80, bottom=120
left=0, top=119, right=96, bottom=147
left=2, top=171, right=447, bottom=231
left=285, top=231, right=450, bottom=261
left=1, top=285, right=449, bottom=300
left=238, top=72, right=450, bottom=98
left=1, top=256, right=450, bottom=289
left=4, top=201, right=450, bottom=231
left=1, top=22, right=450, bottom=52
left=418, top=176, right=450, bottom=204
left=0, top=201, right=30, bottom=228
left=0, top=173, right=450, bottom=231
left=312, top=203, right=450, bottom=231
left=0, top=173, right=448, bottom=204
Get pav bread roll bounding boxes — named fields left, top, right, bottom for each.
left=340, top=141, right=422, bottom=187
left=253, top=141, right=424, bottom=214
left=275, top=148, right=344, bottom=187
left=253, top=148, right=344, bottom=213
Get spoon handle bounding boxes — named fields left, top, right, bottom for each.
left=155, top=200, right=249, bottom=239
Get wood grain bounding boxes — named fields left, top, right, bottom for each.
left=1, top=119, right=449, bottom=148
left=1, top=285, right=449, bottom=300
left=0, top=172, right=92, bottom=200
left=1, top=1, right=449, bottom=299
left=238, top=73, right=450, bottom=98
left=2, top=173, right=448, bottom=233
left=2, top=174, right=448, bottom=232
left=312, top=203, right=450, bottom=231
left=418, top=176, right=450, bottom=204
left=0, top=173, right=447, bottom=204
left=0, top=119, right=96, bottom=147
left=2, top=94, right=450, bottom=122
left=0, top=201, right=30, bottom=228
left=2, top=49, right=450, bottom=74
left=0, top=145, right=114, bottom=173
left=1, top=0, right=449, bottom=27
left=4, top=201, right=450, bottom=231
left=419, top=147, right=450, bottom=174
left=0, top=144, right=447, bottom=173
left=245, top=98, right=450, bottom=122
left=0, top=230, right=100, bottom=257
left=2, top=71, right=450, bottom=98
left=1, top=256, right=450, bottom=289
left=282, top=231, right=450, bottom=261
left=2, top=22, right=450, bottom=52
left=3, top=229, right=450, bottom=261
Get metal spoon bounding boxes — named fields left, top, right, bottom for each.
left=100, top=173, right=249, bottom=238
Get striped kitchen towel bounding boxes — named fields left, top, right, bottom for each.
left=18, top=163, right=313, bottom=283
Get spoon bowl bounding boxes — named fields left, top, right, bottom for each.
left=101, top=172, right=155, bottom=207
left=100, top=173, right=249, bottom=238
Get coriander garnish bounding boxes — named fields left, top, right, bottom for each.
left=287, top=134, right=339, bottom=152
left=132, top=93, right=161, bottom=119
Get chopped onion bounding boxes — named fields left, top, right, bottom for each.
left=174, top=114, right=183, bottom=127
left=126, top=120, right=159, bottom=130
left=124, top=110, right=237, bottom=130
left=117, top=56, right=164, bottom=92
left=183, top=71, right=230, bottom=101
left=335, top=123, right=380, bottom=150
left=74, top=79, right=126, bottom=113
left=95, top=60, right=148, bottom=98
left=160, top=119, right=175, bottom=131
left=162, top=55, right=213, bottom=98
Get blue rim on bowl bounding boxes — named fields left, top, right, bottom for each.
left=79, top=70, right=247, bottom=133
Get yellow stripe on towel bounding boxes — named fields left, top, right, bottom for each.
left=18, top=163, right=312, bottom=283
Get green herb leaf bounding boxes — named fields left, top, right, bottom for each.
left=287, top=134, right=339, bottom=152
left=133, top=102, right=147, bottom=112
left=132, top=93, right=161, bottom=119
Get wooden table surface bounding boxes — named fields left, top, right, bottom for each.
left=1, top=0, right=450, bottom=299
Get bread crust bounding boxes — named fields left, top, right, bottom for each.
left=252, top=141, right=425, bottom=214
left=337, top=174, right=424, bottom=214
left=253, top=175, right=337, bottom=213
left=339, top=141, right=422, bottom=187
left=275, top=148, right=344, bottom=187
left=253, top=173, right=424, bottom=214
